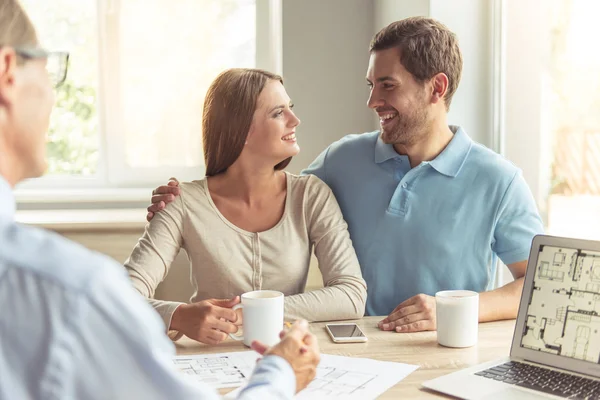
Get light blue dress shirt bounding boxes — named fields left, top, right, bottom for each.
left=0, top=176, right=295, bottom=400
left=303, top=126, right=544, bottom=316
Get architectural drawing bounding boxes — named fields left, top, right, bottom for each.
left=224, top=353, right=418, bottom=400
left=521, top=245, right=600, bottom=363
left=297, top=366, right=378, bottom=398
left=172, top=353, right=254, bottom=389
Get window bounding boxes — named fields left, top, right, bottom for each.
left=504, top=0, right=600, bottom=241
left=17, top=0, right=281, bottom=195
left=21, top=0, right=100, bottom=180
left=542, top=0, right=600, bottom=240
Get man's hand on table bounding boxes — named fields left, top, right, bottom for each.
left=378, top=293, right=437, bottom=333
left=251, top=320, right=320, bottom=393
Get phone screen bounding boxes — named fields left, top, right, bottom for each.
left=328, top=324, right=365, bottom=338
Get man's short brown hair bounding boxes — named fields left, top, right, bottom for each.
left=370, top=16, right=463, bottom=110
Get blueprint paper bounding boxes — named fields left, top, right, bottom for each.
left=224, top=353, right=419, bottom=399
left=172, top=351, right=257, bottom=389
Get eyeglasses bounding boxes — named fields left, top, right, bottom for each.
left=14, top=47, right=69, bottom=88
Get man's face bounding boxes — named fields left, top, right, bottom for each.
left=0, top=49, right=55, bottom=181
left=366, top=48, right=432, bottom=146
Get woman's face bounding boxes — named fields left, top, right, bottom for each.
left=243, top=80, right=301, bottom=167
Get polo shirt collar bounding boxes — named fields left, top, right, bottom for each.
left=374, top=134, right=399, bottom=164
left=429, top=125, right=472, bottom=177
left=374, top=126, right=472, bottom=177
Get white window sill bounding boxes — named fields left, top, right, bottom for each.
left=15, top=188, right=153, bottom=204
left=14, top=188, right=154, bottom=231
left=16, top=208, right=148, bottom=231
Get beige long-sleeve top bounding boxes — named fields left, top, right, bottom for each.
left=125, top=172, right=367, bottom=336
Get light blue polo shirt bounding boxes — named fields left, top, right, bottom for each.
left=303, top=126, right=544, bottom=316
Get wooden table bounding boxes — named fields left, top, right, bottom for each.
left=175, top=316, right=516, bottom=399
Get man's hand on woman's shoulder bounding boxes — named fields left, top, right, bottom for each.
left=147, top=177, right=181, bottom=221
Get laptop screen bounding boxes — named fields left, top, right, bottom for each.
left=520, top=244, right=600, bottom=364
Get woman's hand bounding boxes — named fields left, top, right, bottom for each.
left=170, top=296, right=240, bottom=345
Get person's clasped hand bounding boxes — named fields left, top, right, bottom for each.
left=251, top=319, right=321, bottom=393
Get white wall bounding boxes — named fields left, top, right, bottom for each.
left=374, top=0, right=430, bottom=29
left=430, top=0, right=494, bottom=148
left=282, top=0, right=375, bottom=173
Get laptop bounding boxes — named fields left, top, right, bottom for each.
left=423, top=234, right=600, bottom=399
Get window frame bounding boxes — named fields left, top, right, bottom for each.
left=503, top=0, right=547, bottom=221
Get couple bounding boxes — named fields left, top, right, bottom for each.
left=139, top=16, right=545, bottom=341
left=0, top=0, right=319, bottom=399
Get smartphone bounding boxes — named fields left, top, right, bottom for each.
left=325, top=323, right=368, bottom=343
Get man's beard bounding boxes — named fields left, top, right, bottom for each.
left=381, top=106, right=429, bottom=146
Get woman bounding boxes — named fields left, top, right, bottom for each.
left=125, top=68, right=366, bottom=345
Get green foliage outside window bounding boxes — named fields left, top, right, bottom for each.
left=46, top=82, right=99, bottom=175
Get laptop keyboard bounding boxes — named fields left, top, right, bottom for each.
left=475, top=361, right=600, bottom=399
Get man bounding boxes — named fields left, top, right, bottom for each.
left=0, top=0, right=319, bottom=399
left=148, top=17, right=543, bottom=333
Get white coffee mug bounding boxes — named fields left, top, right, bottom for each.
left=229, top=290, right=284, bottom=347
left=436, top=290, right=479, bottom=348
